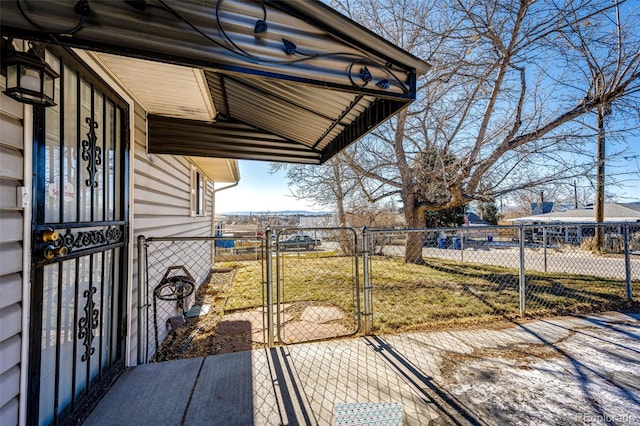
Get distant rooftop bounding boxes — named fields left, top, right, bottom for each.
left=509, top=203, right=640, bottom=223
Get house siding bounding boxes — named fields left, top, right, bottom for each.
left=129, top=101, right=214, bottom=363
left=0, top=85, right=25, bottom=425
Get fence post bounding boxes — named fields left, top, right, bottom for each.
left=137, top=235, right=147, bottom=365
left=519, top=226, right=526, bottom=317
left=624, top=223, right=633, bottom=302
left=542, top=226, right=548, bottom=273
left=265, top=228, right=274, bottom=348
left=362, top=227, right=372, bottom=334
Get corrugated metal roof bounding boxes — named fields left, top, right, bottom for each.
left=148, top=114, right=323, bottom=164
left=1, top=0, right=429, bottom=164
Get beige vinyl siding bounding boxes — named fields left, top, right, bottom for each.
left=129, top=101, right=215, bottom=363
left=0, top=87, right=25, bottom=425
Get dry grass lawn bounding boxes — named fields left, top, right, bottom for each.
left=221, top=255, right=633, bottom=334
left=154, top=253, right=634, bottom=361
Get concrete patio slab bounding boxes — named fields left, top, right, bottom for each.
left=84, top=311, right=640, bottom=425
left=182, top=351, right=281, bottom=426
left=85, top=357, right=203, bottom=426
left=300, top=306, right=345, bottom=323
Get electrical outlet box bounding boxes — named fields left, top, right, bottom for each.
left=17, top=186, right=29, bottom=208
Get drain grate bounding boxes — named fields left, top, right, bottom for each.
left=333, top=402, right=402, bottom=425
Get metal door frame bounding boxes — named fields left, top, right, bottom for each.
left=27, top=45, right=130, bottom=426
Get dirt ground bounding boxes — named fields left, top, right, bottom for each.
left=153, top=262, right=638, bottom=365
left=154, top=267, right=356, bottom=361
left=154, top=267, right=256, bottom=361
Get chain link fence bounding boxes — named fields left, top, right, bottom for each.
left=365, top=222, right=638, bottom=334
left=138, top=235, right=266, bottom=362
left=137, top=222, right=638, bottom=363
left=520, top=223, right=636, bottom=315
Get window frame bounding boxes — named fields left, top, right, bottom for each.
left=191, top=166, right=207, bottom=217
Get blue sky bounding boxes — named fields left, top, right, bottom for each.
left=606, top=133, right=640, bottom=201
left=215, top=160, right=321, bottom=213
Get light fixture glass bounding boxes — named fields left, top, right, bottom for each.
left=3, top=43, right=59, bottom=107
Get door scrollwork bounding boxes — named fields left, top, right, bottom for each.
left=78, top=285, right=100, bottom=362
left=82, top=116, right=101, bottom=188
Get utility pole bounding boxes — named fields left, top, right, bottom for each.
left=594, top=72, right=610, bottom=252
left=595, top=102, right=605, bottom=250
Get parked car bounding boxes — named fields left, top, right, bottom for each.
left=278, top=235, right=321, bottom=251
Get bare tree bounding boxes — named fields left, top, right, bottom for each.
left=330, top=0, right=640, bottom=263
left=271, top=153, right=363, bottom=253
left=271, top=153, right=357, bottom=227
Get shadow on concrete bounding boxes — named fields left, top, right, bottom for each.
left=183, top=349, right=254, bottom=426
left=365, top=335, right=484, bottom=426
left=516, top=314, right=640, bottom=420
left=267, top=347, right=317, bottom=425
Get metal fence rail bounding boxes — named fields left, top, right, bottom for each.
left=137, top=222, right=638, bottom=363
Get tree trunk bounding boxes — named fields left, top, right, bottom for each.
left=403, top=202, right=425, bottom=264
left=392, top=110, right=426, bottom=264
left=336, top=186, right=353, bottom=255
left=333, top=160, right=353, bottom=255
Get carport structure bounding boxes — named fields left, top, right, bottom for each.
left=1, top=0, right=429, bottom=164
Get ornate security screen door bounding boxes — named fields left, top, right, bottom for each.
left=29, top=48, right=129, bottom=425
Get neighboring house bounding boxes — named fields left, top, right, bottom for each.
left=509, top=203, right=640, bottom=224
left=463, top=212, right=491, bottom=227
left=0, top=1, right=428, bottom=424
left=508, top=203, right=640, bottom=244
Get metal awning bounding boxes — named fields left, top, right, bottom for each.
left=1, top=0, right=429, bottom=164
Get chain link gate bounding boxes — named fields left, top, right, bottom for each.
left=274, top=227, right=362, bottom=344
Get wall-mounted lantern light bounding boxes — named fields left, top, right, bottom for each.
left=2, top=39, right=59, bottom=107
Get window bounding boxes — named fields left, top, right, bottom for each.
left=192, top=168, right=206, bottom=216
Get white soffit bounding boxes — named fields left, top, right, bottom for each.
left=93, top=53, right=216, bottom=121
left=190, top=157, right=239, bottom=183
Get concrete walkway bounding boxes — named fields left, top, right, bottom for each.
left=85, top=311, right=640, bottom=425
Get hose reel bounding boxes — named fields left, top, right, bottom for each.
left=152, top=265, right=196, bottom=356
